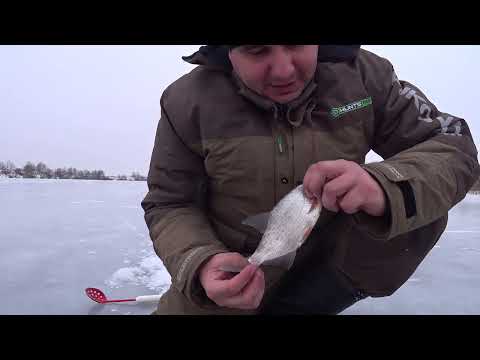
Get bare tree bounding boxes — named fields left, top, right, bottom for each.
left=54, top=168, right=63, bottom=179
left=36, top=162, right=48, bottom=177
left=6, top=161, right=15, bottom=173
left=23, top=162, right=36, bottom=178
left=66, top=167, right=75, bottom=179
left=131, top=172, right=146, bottom=181
left=90, top=170, right=106, bottom=180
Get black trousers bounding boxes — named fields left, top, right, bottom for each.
left=259, top=259, right=367, bottom=315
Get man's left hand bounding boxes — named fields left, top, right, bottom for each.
left=303, top=159, right=386, bottom=216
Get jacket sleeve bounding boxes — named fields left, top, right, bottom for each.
left=353, top=52, right=480, bottom=241
left=141, top=95, right=228, bottom=306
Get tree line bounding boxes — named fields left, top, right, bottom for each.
left=0, top=160, right=146, bottom=181
left=1, top=159, right=478, bottom=189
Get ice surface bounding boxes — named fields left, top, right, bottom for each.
left=0, top=178, right=479, bottom=315
left=342, top=193, right=480, bottom=315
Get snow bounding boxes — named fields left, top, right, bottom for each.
left=106, top=255, right=171, bottom=292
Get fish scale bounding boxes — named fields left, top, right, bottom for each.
left=248, top=185, right=321, bottom=267
left=221, top=185, right=321, bottom=272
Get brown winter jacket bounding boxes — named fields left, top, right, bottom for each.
left=142, top=46, right=480, bottom=315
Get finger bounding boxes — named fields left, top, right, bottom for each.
left=213, top=264, right=258, bottom=299
left=322, top=173, right=355, bottom=211
left=321, top=193, right=339, bottom=212
left=302, top=170, right=315, bottom=199
left=304, top=160, right=352, bottom=199
left=202, top=253, right=249, bottom=283
left=303, top=186, right=314, bottom=200
left=223, top=269, right=265, bottom=310
left=338, top=187, right=364, bottom=214
left=303, top=165, right=327, bottom=199
left=245, top=269, right=265, bottom=306
left=212, top=252, right=250, bottom=272
left=251, top=270, right=266, bottom=308
left=319, top=159, right=352, bottom=176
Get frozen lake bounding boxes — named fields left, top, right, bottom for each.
left=1, top=178, right=479, bottom=315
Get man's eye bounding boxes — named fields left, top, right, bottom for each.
left=246, top=46, right=268, bottom=55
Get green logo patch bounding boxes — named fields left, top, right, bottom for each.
left=330, top=97, right=372, bottom=118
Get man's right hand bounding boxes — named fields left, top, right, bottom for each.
left=199, top=252, right=265, bottom=310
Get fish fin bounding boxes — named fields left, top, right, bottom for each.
left=308, top=197, right=321, bottom=214
left=241, top=211, right=271, bottom=234
left=261, top=250, right=297, bottom=270
left=303, top=226, right=314, bottom=241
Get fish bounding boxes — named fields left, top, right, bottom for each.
left=220, top=185, right=322, bottom=272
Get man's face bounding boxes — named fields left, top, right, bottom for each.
left=229, top=45, right=319, bottom=104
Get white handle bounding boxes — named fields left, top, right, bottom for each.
left=135, top=295, right=162, bottom=303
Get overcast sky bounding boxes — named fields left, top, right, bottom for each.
left=1, top=45, right=478, bottom=176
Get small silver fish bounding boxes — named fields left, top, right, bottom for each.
left=220, top=185, right=321, bottom=272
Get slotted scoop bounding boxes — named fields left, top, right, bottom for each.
left=85, top=287, right=161, bottom=304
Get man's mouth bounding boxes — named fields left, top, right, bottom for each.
left=271, top=82, right=298, bottom=94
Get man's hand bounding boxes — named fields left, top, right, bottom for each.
left=303, top=159, right=386, bottom=216
left=199, top=252, right=265, bottom=310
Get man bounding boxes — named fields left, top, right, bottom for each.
left=141, top=45, right=479, bottom=315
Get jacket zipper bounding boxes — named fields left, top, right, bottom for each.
left=276, top=135, right=285, bottom=154
left=276, top=104, right=288, bottom=155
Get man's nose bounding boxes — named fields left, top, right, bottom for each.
left=269, top=49, right=295, bottom=80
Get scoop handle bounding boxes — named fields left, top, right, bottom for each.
left=135, top=295, right=162, bottom=303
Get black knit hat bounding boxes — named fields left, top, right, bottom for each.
left=225, top=45, right=243, bottom=51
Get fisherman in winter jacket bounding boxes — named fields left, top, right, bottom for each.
left=142, top=45, right=480, bottom=315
